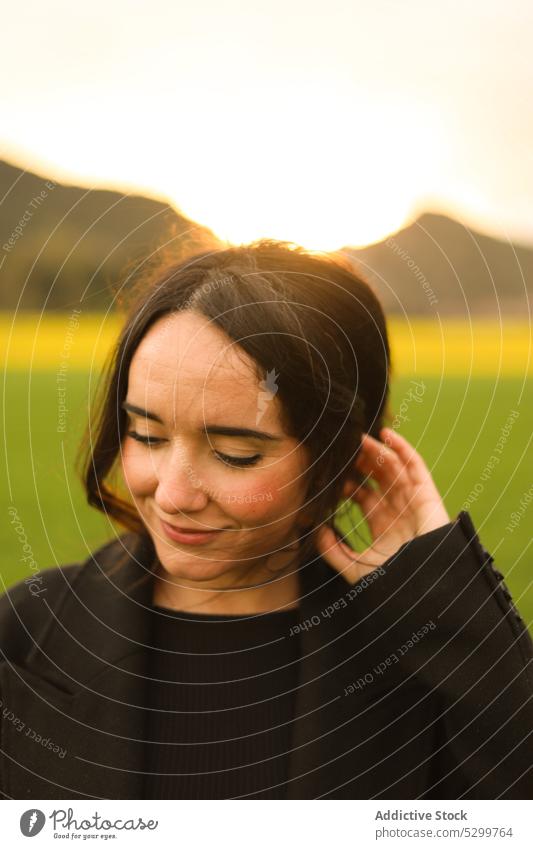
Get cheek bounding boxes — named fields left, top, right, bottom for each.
left=120, top=444, right=156, bottom=495
left=219, top=467, right=307, bottom=524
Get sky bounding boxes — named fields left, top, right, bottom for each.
left=1, top=0, right=532, bottom=250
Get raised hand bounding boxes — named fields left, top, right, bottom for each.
left=313, top=427, right=451, bottom=585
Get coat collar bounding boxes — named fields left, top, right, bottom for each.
left=24, top=531, right=349, bottom=689
left=2, top=531, right=354, bottom=799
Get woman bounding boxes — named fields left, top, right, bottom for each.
left=1, top=240, right=531, bottom=800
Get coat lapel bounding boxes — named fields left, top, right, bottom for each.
left=2, top=532, right=155, bottom=799
left=285, top=555, right=368, bottom=798
left=2, top=532, right=431, bottom=799
left=284, top=559, right=439, bottom=800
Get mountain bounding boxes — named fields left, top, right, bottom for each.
left=343, top=213, right=533, bottom=316
left=1, top=158, right=532, bottom=315
left=0, top=160, right=219, bottom=311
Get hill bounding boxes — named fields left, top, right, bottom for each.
left=0, top=160, right=218, bottom=311
left=1, top=159, right=532, bottom=315
left=344, top=213, right=533, bottom=316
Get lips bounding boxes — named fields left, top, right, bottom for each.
left=158, top=518, right=227, bottom=546
left=160, top=522, right=223, bottom=534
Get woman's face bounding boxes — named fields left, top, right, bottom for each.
left=120, top=310, right=313, bottom=585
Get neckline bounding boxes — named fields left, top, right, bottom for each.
left=150, top=603, right=301, bottom=622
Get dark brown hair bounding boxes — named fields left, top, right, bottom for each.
left=77, top=239, right=393, bottom=573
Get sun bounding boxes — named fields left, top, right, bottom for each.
left=157, top=87, right=437, bottom=252
left=4, top=86, right=438, bottom=253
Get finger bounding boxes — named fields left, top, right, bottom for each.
left=341, top=476, right=376, bottom=498
left=356, top=433, right=411, bottom=489
left=347, top=433, right=400, bottom=480
left=313, top=523, right=388, bottom=582
left=379, top=428, right=432, bottom=484
left=358, top=432, right=404, bottom=468
left=349, top=480, right=383, bottom=515
left=313, top=522, right=362, bottom=584
left=359, top=431, right=396, bottom=458
left=348, top=483, right=411, bottom=539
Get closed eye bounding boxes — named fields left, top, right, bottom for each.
left=126, top=431, right=262, bottom=468
left=126, top=431, right=163, bottom=447
left=216, top=452, right=262, bottom=468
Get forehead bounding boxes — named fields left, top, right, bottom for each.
left=128, top=311, right=278, bottom=422
left=132, top=311, right=249, bottom=377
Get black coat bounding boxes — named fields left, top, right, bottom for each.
left=1, top=510, right=532, bottom=799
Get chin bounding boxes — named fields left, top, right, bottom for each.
left=154, top=547, right=242, bottom=582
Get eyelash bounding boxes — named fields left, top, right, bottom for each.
left=125, top=431, right=262, bottom=468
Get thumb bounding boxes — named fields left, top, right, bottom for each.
left=313, top=523, right=364, bottom=585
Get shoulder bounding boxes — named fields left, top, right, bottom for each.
left=0, top=563, right=79, bottom=664
left=0, top=534, right=138, bottom=664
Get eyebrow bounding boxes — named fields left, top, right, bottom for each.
left=121, top=402, right=283, bottom=442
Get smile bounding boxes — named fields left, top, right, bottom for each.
left=159, top=520, right=225, bottom=545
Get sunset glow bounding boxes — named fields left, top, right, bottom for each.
left=1, top=1, right=532, bottom=250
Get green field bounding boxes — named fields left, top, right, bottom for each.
left=2, top=370, right=532, bottom=634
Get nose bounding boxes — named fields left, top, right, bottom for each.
left=153, top=448, right=209, bottom=514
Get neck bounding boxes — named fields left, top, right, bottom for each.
left=151, top=551, right=302, bottom=616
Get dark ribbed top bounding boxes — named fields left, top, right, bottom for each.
left=142, top=603, right=301, bottom=799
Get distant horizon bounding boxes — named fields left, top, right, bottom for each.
left=2, top=1, right=532, bottom=252
left=3, top=151, right=532, bottom=253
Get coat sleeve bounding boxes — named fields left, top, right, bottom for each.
left=348, top=509, right=533, bottom=799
